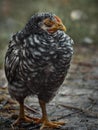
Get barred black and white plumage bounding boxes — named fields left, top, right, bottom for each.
left=4, top=12, right=74, bottom=129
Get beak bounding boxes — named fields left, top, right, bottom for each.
left=55, top=23, right=66, bottom=32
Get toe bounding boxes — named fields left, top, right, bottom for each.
left=40, top=121, right=63, bottom=130
left=12, top=116, right=33, bottom=127
left=24, top=116, right=34, bottom=123
left=33, top=117, right=44, bottom=124
left=26, top=115, right=40, bottom=122
left=52, top=121, right=66, bottom=125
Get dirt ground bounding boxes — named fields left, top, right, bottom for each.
left=0, top=45, right=98, bottom=130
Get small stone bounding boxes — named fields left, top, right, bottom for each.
left=0, top=69, right=8, bottom=89
left=70, top=10, right=88, bottom=21
left=82, top=37, right=93, bottom=44
left=11, top=114, right=18, bottom=119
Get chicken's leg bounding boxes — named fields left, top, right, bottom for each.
left=12, top=101, right=33, bottom=127
left=35, top=100, right=65, bottom=130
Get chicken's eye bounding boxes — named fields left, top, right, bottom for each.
left=44, top=19, right=53, bottom=27
left=45, top=23, right=53, bottom=27
left=45, top=24, right=52, bottom=27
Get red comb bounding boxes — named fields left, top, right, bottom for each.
left=54, top=16, right=61, bottom=23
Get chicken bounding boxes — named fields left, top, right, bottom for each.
left=5, top=12, right=74, bottom=129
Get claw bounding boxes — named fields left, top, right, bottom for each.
left=34, top=117, right=65, bottom=130
left=37, top=100, right=66, bottom=130
left=11, top=116, right=33, bottom=128
left=40, top=120, right=64, bottom=130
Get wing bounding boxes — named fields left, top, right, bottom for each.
left=5, top=39, right=20, bottom=83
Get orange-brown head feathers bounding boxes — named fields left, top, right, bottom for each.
left=40, top=14, right=66, bottom=33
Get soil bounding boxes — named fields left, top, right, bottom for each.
left=0, top=45, right=98, bottom=130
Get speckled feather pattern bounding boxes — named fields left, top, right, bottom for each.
left=5, top=13, right=74, bottom=103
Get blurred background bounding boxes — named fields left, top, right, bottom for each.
left=0, top=0, right=98, bottom=68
